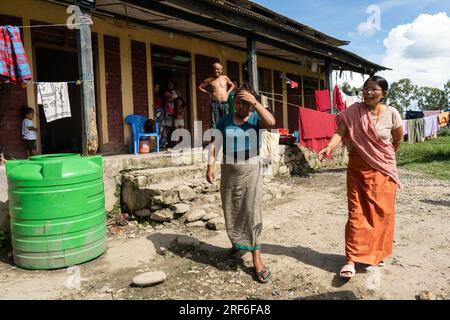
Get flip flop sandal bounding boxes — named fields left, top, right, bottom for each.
left=256, top=267, right=272, bottom=283
left=340, top=264, right=356, bottom=278
left=378, top=261, right=385, bottom=267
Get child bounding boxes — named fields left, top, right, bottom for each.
left=21, top=105, right=38, bottom=157
left=174, top=97, right=186, bottom=129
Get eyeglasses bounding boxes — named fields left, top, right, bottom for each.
left=363, top=88, right=382, bottom=93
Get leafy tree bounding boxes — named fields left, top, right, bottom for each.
left=385, top=78, right=417, bottom=114
left=341, top=81, right=359, bottom=96
left=444, top=79, right=450, bottom=105
left=416, top=86, right=448, bottom=110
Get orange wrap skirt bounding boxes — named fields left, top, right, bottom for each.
left=345, top=150, right=397, bottom=265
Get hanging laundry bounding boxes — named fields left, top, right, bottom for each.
left=298, top=106, right=337, bottom=154
left=37, top=82, right=72, bottom=123
left=0, top=25, right=32, bottom=83
left=288, top=80, right=298, bottom=89
left=423, top=116, right=437, bottom=138
left=333, top=85, right=346, bottom=111
left=431, top=114, right=439, bottom=136
left=260, top=94, right=270, bottom=109
left=314, top=89, right=331, bottom=112
left=280, top=73, right=299, bottom=89
left=403, top=120, right=408, bottom=136
left=438, top=112, right=449, bottom=128
left=423, top=110, right=440, bottom=117
left=407, top=118, right=425, bottom=144
left=405, top=110, right=424, bottom=120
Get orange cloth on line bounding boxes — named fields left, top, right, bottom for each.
left=438, top=112, right=449, bottom=128
left=345, top=149, right=397, bottom=265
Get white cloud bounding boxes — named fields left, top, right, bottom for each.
left=379, top=12, right=450, bottom=89
left=356, top=21, right=378, bottom=36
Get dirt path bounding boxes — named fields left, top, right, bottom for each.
left=1, top=168, right=449, bottom=300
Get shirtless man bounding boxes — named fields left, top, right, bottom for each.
left=198, top=62, right=235, bottom=128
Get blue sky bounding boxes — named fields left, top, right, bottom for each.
left=253, top=0, right=450, bottom=88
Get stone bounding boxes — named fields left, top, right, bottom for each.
left=162, top=190, right=180, bottom=205
left=206, top=217, right=226, bottom=230
left=152, top=195, right=164, bottom=205
left=279, top=166, right=288, bottom=174
left=136, top=176, right=147, bottom=187
left=171, top=203, right=191, bottom=214
left=178, top=186, right=196, bottom=201
left=201, top=213, right=220, bottom=221
left=185, top=209, right=206, bottom=222
left=114, top=214, right=128, bottom=226
left=185, top=221, right=206, bottom=228
left=150, top=204, right=164, bottom=211
left=150, top=209, right=174, bottom=222
left=132, top=271, right=167, bottom=287
left=134, top=208, right=151, bottom=218
left=418, top=290, right=435, bottom=300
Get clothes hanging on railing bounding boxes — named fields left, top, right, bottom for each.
left=438, top=112, right=449, bottom=128
left=407, top=118, right=425, bottom=144
left=298, top=106, right=337, bottom=154
left=0, top=25, right=32, bottom=83
left=333, top=85, right=346, bottom=111
left=314, top=89, right=331, bottom=112
left=423, top=115, right=439, bottom=138
left=37, top=82, right=72, bottom=123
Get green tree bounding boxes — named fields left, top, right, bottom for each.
left=385, top=78, right=417, bottom=115
left=444, top=79, right=450, bottom=105
left=341, top=81, right=359, bottom=96
left=416, top=86, right=448, bottom=110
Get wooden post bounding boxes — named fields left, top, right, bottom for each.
left=325, top=60, right=334, bottom=114
left=246, top=37, right=258, bottom=91
left=77, top=10, right=98, bottom=155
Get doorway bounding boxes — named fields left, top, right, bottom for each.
left=35, top=46, right=82, bottom=154
left=152, top=46, right=192, bottom=147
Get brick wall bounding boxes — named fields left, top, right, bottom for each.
left=0, top=14, right=28, bottom=159
left=131, top=40, right=148, bottom=118
left=104, top=35, right=124, bottom=149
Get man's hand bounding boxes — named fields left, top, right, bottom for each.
left=206, top=165, right=216, bottom=184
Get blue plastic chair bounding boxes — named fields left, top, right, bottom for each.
left=125, top=114, right=159, bottom=154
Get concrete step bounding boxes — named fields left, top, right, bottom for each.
left=123, top=164, right=221, bottom=187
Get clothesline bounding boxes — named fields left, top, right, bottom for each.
left=3, top=22, right=93, bottom=29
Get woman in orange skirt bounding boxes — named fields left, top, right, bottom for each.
left=319, top=75, right=404, bottom=278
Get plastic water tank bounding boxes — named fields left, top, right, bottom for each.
left=6, top=154, right=107, bottom=269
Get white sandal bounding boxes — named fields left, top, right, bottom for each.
left=378, top=261, right=385, bottom=267
left=339, top=264, right=356, bottom=278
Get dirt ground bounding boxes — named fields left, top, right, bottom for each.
left=0, top=167, right=449, bottom=300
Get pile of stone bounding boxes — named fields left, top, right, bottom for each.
left=121, top=170, right=225, bottom=230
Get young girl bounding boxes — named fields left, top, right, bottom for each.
left=174, top=97, right=186, bottom=129
left=21, top=105, right=38, bottom=157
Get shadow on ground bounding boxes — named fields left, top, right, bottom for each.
left=146, top=233, right=355, bottom=287
left=146, top=233, right=255, bottom=278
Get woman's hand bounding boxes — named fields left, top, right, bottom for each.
left=318, top=146, right=332, bottom=162
left=206, top=165, right=216, bottom=184
left=235, top=91, right=257, bottom=106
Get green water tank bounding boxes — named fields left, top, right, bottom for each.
left=6, top=154, right=107, bottom=270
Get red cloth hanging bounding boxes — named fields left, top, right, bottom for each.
left=333, top=85, right=346, bottom=111
left=314, top=89, right=331, bottom=112
left=298, top=106, right=337, bottom=155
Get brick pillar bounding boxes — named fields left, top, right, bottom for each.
left=104, top=35, right=124, bottom=151
left=131, top=40, right=149, bottom=118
